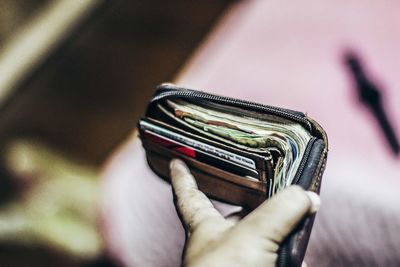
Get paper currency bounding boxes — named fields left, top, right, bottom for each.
left=164, top=99, right=312, bottom=194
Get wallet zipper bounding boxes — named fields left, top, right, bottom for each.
left=151, top=84, right=313, bottom=131
left=150, top=84, right=317, bottom=193
left=277, top=245, right=289, bottom=267
left=292, top=136, right=317, bottom=185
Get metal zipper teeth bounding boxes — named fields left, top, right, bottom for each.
left=292, top=137, right=317, bottom=185
left=152, top=87, right=316, bottom=188
left=151, top=89, right=313, bottom=131
left=277, top=245, right=288, bottom=267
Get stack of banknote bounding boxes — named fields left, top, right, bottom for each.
left=140, top=98, right=312, bottom=197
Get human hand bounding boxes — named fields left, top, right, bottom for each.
left=170, top=159, right=320, bottom=267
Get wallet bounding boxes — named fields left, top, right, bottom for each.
left=138, top=83, right=328, bottom=267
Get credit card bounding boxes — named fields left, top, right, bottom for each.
left=140, top=120, right=257, bottom=170
left=140, top=121, right=260, bottom=179
left=144, top=117, right=273, bottom=176
left=143, top=130, right=259, bottom=179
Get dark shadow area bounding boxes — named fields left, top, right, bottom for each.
left=0, top=0, right=233, bottom=164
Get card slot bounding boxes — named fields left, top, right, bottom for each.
left=142, top=138, right=267, bottom=190
left=142, top=139, right=268, bottom=209
left=142, top=117, right=272, bottom=174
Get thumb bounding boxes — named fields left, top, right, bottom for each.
left=238, top=185, right=320, bottom=244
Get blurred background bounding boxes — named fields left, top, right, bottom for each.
left=0, top=0, right=232, bottom=266
left=1, top=0, right=400, bottom=266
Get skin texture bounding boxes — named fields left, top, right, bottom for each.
left=170, top=159, right=320, bottom=267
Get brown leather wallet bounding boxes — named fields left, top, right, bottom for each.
left=138, top=83, right=328, bottom=267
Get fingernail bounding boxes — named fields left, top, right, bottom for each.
left=305, top=191, right=321, bottom=213
left=170, top=158, right=189, bottom=173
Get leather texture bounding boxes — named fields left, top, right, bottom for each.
left=139, top=85, right=328, bottom=267
left=277, top=138, right=327, bottom=267
left=143, top=139, right=267, bottom=209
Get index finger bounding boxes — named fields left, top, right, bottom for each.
left=170, top=159, right=224, bottom=233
